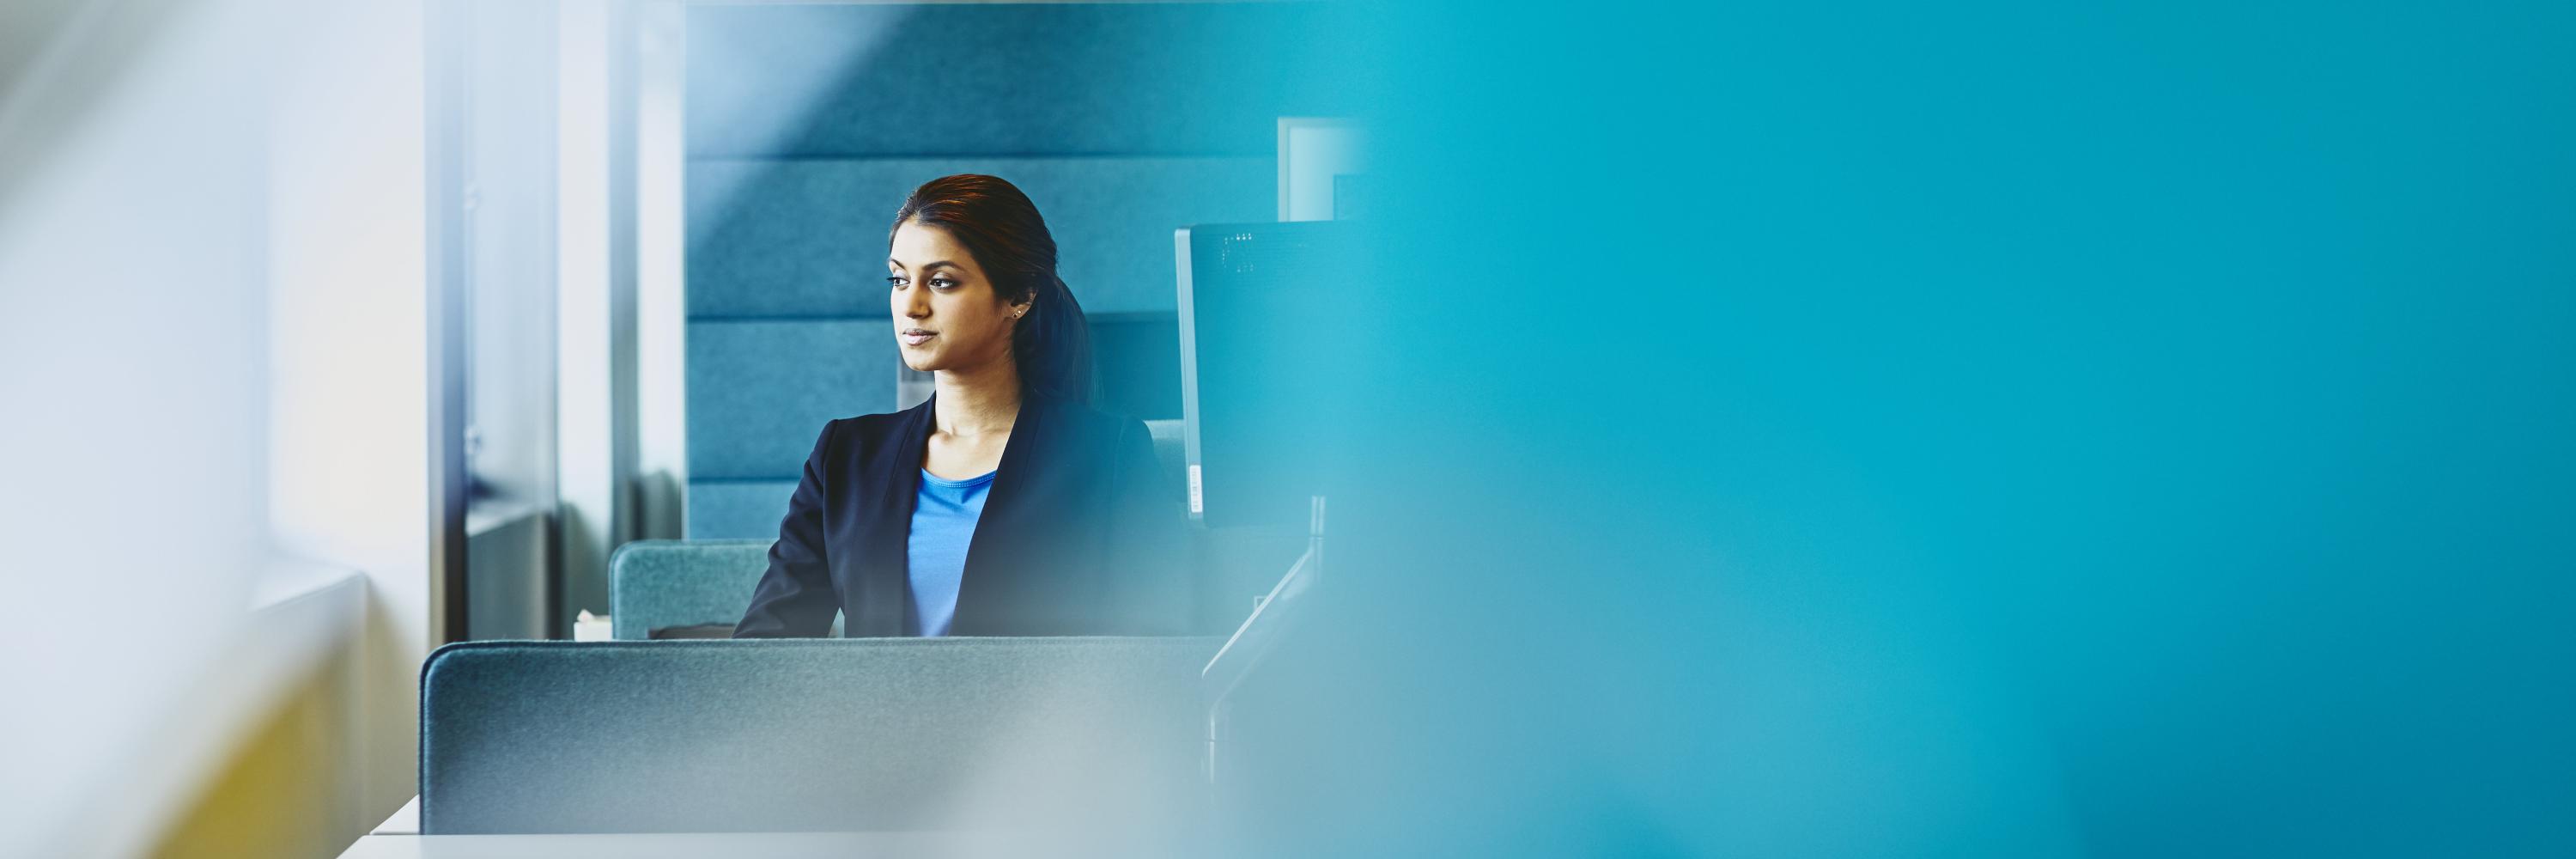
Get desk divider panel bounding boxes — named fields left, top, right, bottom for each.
left=420, top=637, right=1220, bottom=838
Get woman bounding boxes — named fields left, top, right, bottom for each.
left=733, top=174, right=1191, bottom=637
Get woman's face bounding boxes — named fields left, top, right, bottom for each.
left=888, top=221, right=1028, bottom=375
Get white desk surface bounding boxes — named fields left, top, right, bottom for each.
left=371, top=796, right=419, bottom=834
left=337, top=831, right=1018, bottom=858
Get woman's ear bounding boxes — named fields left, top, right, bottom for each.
left=1009, top=296, right=1033, bottom=320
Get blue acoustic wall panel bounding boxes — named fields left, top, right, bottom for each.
left=686, top=319, right=896, bottom=480
left=685, top=2, right=1361, bottom=159
left=688, top=156, right=1273, bottom=319
left=685, top=480, right=802, bottom=543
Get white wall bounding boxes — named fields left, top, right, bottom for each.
left=0, top=0, right=276, bottom=850
left=635, top=0, right=692, bottom=539
left=559, top=0, right=622, bottom=620
left=0, top=0, right=431, bottom=852
left=1, top=0, right=511, bottom=850
left=263, top=0, right=434, bottom=827
left=3, top=0, right=447, bottom=850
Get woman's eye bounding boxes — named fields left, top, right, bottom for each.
left=931, top=277, right=957, bottom=289
left=886, top=276, right=906, bottom=288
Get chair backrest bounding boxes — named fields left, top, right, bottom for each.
left=607, top=539, right=771, bottom=639
left=419, top=637, right=1221, bottom=836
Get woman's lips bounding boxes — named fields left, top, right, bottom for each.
left=901, top=331, right=937, bottom=347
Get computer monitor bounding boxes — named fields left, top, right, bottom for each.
left=1173, top=221, right=1356, bottom=531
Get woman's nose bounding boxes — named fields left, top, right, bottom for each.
left=901, top=289, right=930, bottom=318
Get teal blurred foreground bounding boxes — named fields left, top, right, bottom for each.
left=1224, top=2, right=2573, bottom=856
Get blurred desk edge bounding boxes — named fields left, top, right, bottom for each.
left=337, top=830, right=1021, bottom=858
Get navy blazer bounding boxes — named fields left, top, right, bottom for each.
left=733, top=393, right=1193, bottom=638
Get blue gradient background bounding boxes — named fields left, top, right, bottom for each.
left=1232, top=2, right=2575, bottom=856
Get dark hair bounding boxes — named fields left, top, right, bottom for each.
left=890, top=174, right=1093, bottom=404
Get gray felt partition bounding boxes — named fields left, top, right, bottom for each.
left=420, top=637, right=1221, bottom=837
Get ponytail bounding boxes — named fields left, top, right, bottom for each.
left=1014, top=273, right=1094, bottom=404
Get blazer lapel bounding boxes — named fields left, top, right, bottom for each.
left=949, top=393, right=1048, bottom=634
left=854, top=395, right=936, bottom=637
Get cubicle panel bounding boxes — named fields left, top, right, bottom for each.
left=685, top=479, right=799, bottom=541
left=419, top=637, right=1219, bottom=837
left=684, top=319, right=894, bottom=481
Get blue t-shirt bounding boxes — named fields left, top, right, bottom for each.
left=903, top=468, right=994, bottom=637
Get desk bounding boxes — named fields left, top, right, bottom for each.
left=336, top=832, right=1018, bottom=858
